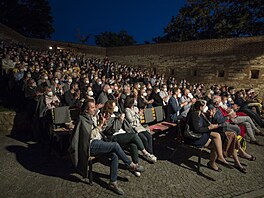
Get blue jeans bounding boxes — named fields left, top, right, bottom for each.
left=90, top=140, right=132, bottom=182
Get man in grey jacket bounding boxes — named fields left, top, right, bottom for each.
left=69, top=99, right=144, bottom=195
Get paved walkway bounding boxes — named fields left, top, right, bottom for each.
left=0, top=131, right=263, bottom=198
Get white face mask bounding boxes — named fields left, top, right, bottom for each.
left=143, top=92, right=147, bottom=97
left=164, top=88, right=167, bottom=92
left=44, top=76, right=48, bottom=80
left=228, top=98, right=232, bottom=102
left=32, top=82, right=37, bottom=87
left=188, top=93, right=193, bottom=99
left=88, top=91, right=94, bottom=96
left=177, top=93, right=182, bottom=98
left=98, top=81, right=102, bottom=85
left=203, top=106, right=208, bottom=113
left=47, top=91, right=53, bottom=97
left=68, top=79, right=72, bottom=83
left=55, top=80, right=59, bottom=84
left=107, top=89, right=112, bottom=94
left=157, top=89, right=160, bottom=93
left=27, top=74, right=31, bottom=78
left=85, top=80, right=89, bottom=84
left=114, top=106, right=119, bottom=112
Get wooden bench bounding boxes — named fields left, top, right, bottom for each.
left=140, top=106, right=177, bottom=135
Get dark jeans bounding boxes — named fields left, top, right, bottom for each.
left=240, top=108, right=264, bottom=128
left=112, top=133, right=145, bottom=164
left=138, top=131, right=153, bottom=154
left=90, top=140, right=132, bottom=182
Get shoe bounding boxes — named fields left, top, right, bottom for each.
left=143, top=153, right=157, bottom=163
left=234, top=165, right=247, bottom=174
left=134, top=171, right=141, bottom=177
left=246, top=155, right=257, bottom=161
left=207, top=162, right=222, bottom=172
left=109, top=181, right=124, bottom=195
left=249, top=140, right=264, bottom=146
left=128, top=163, right=145, bottom=172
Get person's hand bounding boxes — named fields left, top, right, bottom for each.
left=181, top=101, right=188, bottom=107
left=99, top=113, right=107, bottom=128
left=149, top=99, right=154, bottom=104
left=208, top=124, right=218, bottom=130
left=120, top=113, right=125, bottom=121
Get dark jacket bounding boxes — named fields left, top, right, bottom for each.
left=150, top=92, right=163, bottom=107
left=212, top=108, right=228, bottom=124
left=68, top=113, right=93, bottom=178
left=187, top=111, right=210, bottom=134
left=167, top=96, right=181, bottom=122
left=64, top=90, right=81, bottom=107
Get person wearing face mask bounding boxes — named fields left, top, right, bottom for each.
left=159, top=84, right=170, bottom=106
left=180, top=89, right=197, bottom=118
left=44, top=87, right=60, bottom=110
left=137, top=88, right=154, bottom=110
left=62, top=76, right=73, bottom=92
left=38, top=73, right=51, bottom=87
left=167, top=88, right=188, bottom=123
left=92, top=78, right=103, bottom=100
left=185, top=100, right=234, bottom=172
left=97, top=84, right=112, bottom=106
left=150, top=86, right=163, bottom=107
left=212, top=96, right=241, bottom=135
left=51, top=78, right=64, bottom=101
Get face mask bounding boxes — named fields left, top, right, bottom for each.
left=85, top=80, right=89, bottom=84
left=203, top=106, right=208, bottom=113
left=107, top=89, right=112, bottom=94
left=188, top=93, right=193, bottom=99
left=210, top=90, right=214, bottom=95
left=143, top=92, right=147, bottom=97
left=134, top=100, right=138, bottom=106
left=88, top=91, right=94, bottom=96
left=177, top=93, right=182, bottom=98
left=27, top=74, right=31, bottom=78
left=113, top=106, right=119, bottom=112
left=55, top=80, right=59, bottom=84
left=68, top=79, right=72, bottom=83
left=98, top=81, right=102, bottom=85
left=157, top=89, right=160, bottom=93
left=47, top=91, right=53, bottom=97
left=228, top=98, right=232, bottom=102
left=164, top=88, right=167, bottom=92
left=138, top=85, right=141, bottom=88
left=44, top=76, right=48, bottom=80
left=32, top=82, right=37, bottom=87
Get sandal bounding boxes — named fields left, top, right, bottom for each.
left=247, top=155, right=256, bottom=161
left=217, top=160, right=234, bottom=169
left=207, top=162, right=222, bottom=172
left=234, top=165, right=247, bottom=174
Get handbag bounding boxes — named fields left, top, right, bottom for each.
left=183, top=123, right=202, bottom=140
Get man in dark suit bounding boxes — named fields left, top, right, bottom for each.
left=167, top=88, right=187, bottom=122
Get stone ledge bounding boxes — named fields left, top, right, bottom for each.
left=0, top=111, right=30, bottom=135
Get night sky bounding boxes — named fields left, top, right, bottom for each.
left=48, top=0, right=186, bottom=45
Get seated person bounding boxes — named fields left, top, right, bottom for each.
left=101, top=100, right=157, bottom=177
left=44, top=87, right=60, bottom=110
left=64, top=83, right=81, bottom=108
left=125, top=96, right=154, bottom=155
left=69, top=99, right=144, bottom=195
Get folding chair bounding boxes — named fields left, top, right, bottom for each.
left=50, top=106, right=73, bottom=152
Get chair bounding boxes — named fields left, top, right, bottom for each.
left=50, top=106, right=73, bottom=152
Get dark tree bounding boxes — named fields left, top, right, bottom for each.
left=0, top=0, right=54, bottom=39
left=95, top=30, right=137, bottom=47
left=153, top=0, right=264, bottom=43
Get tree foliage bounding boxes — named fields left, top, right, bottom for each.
left=95, top=30, right=137, bottom=47
left=153, top=0, right=264, bottom=43
left=0, top=0, right=54, bottom=39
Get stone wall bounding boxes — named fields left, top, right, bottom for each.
left=107, top=36, right=264, bottom=98
left=0, top=111, right=30, bottom=135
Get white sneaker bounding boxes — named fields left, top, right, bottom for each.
left=143, top=153, right=157, bottom=163
left=134, top=171, right=141, bottom=177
